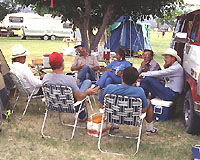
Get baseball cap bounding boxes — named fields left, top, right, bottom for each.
left=49, top=52, right=63, bottom=68
left=74, top=41, right=85, bottom=48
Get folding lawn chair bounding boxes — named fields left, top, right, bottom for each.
left=41, top=84, right=92, bottom=141
left=98, top=94, right=146, bottom=156
left=10, top=72, right=43, bottom=120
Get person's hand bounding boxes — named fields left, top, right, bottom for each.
left=40, top=74, right=45, bottom=80
left=104, top=68, right=112, bottom=72
left=141, top=61, right=146, bottom=68
left=163, top=63, right=169, bottom=69
left=87, top=88, right=99, bottom=95
left=79, top=63, right=85, bottom=69
left=139, top=74, right=143, bottom=79
left=116, top=70, right=121, bottom=76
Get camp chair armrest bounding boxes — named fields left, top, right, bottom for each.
left=73, top=96, right=88, bottom=107
left=140, top=112, right=146, bottom=120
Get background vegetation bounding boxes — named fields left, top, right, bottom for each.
left=0, top=31, right=199, bottom=160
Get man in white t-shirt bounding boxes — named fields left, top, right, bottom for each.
left=10, top=44, right=43, bottom=95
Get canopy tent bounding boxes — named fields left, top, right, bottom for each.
left=106, top=17, right=151, bottom=56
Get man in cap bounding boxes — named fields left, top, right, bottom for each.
left=140, top=48, right=184, bottom=101
left=71, top=42, right=100, bottom=83
left=10, top=44, right=43, bottom=95
left=43, top=52, right=96, bottom=121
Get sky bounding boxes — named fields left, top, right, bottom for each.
left=184, top=0, right=200, bottom=5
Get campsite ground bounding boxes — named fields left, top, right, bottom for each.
left=0, top=31, right=200, bottom=160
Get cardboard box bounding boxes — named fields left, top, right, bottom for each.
left=151, top=98, right=173, bottom=121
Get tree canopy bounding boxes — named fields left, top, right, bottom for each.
left=0, top=0, right=21, bottom=21
left=16, top=0, right=183, bottom=51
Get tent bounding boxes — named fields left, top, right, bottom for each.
left=0, top=50, right=14, bottom=113
left=106, top=16, right=151, bottom=56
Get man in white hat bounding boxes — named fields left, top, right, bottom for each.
left=140, top=48, right=184, bottom=101
left=10, top=44, right=43, bottom=95
left=71, top=42, right=100, bottom=84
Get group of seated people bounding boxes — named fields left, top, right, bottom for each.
left=9, top=42, right=184, bottom=135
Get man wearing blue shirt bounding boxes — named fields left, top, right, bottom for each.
left=98, top=67, right=158, bottom=135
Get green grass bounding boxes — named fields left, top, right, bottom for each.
left=0, top=31, right=200, bottom=160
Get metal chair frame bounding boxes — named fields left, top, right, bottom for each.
left=41, top=84, right=92, bottom=141
left=10, top=72, right=43, bottom=120
left=98, top=94, right=146, bottom=156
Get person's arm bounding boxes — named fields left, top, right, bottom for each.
left=73, top=88, right=96, bottom=101
left=71, top=56, right=84, bottom=71
left=141, top=61, right=147, bottom=72
left=24, top=66, right=42, bottom=87
left=141, top=63, right=180, bottom=78
left=71, top=64, right=84, bottom=71
left=92, top=56, right=100, bottom=71
left=103, top=67, right=113, bottom=72
left=92, top=66, right=100, bottom=71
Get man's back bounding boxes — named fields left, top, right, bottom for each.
left=98, top=84, right=148, bottom=109
left=43, top=73, right=79, bottom=93
left=11, top=62, right=42, bottom=94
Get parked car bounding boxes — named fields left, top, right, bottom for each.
left=0, top=27, right=14, bottom=37
left=170, top=9, right=200, bottom=134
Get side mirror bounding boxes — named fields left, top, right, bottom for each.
left=174, top=32, right=187, bottom=43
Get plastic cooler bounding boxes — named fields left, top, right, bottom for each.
left=43, top=54, right=50, bottom=68
left=192, top=145, right=200, bottom=160
left=151, top=98, right=174, bottom=121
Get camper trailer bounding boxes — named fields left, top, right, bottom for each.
left=3, top=13, right=74, bottom=40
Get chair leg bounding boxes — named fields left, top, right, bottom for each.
left=98, top=114, right=140, bottom=156
left=133, top=119, right=144, bottom=156
left=41, top=109, right=51, bottom=138
left=59, top=112, right=86, bottom=129
left=11, top=94, right=20, bottom=114
left=92, top=95, right=97, bottom=106
left=15, top=95, right=32, bottom=120
left=87, top=96, right=93, bottom=112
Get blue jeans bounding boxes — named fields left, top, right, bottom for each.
left=96, top=71, right=121, bottom=88
left=140, top=76, right=177, bottom=101
left=77, top=79, right=92, bottom=119
left=77, top=65, right=96, bottom=82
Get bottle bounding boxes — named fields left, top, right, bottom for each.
left=115, top=67, right=119, bottom=75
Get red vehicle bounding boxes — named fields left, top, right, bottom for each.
left=171, top=9, right=200, bottom=134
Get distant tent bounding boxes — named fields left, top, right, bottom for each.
left=106, top=16, right=151, bottom=56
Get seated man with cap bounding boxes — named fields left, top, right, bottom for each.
left=10, top=44, right=43, bottom=95
left=43, top=52, right=96, bottom=121
left=140, top=48, right=184, bottom=101
left=71, top=42, right=100, bottom=84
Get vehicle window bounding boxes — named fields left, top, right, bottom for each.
left=174, top=16, right=184, bottom=32
left=9, top=17, right=23, bottom=23
left=190, top=15, right=200, bottom=43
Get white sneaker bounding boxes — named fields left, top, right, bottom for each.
left=146, top=127, right=158, bottom=136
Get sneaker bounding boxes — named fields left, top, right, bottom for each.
left=110, top=124, right=119, bottom=133
left=146, top=127, right=158, bottom=136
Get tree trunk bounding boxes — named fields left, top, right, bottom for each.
left=77, top=2, right=116, bottom=53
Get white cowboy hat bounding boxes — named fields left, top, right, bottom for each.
left=10, top=44, right=30, bottom=59
left=162, top=48, right=181, bottom=62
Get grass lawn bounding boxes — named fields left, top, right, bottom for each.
left=0, top=31, right=200, bottom=160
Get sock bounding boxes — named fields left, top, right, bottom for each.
left=146, top=122, right=154, bottom=131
